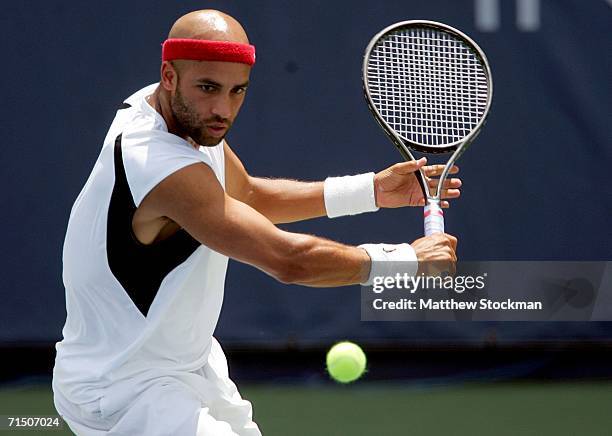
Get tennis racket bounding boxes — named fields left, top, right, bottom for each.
left=363, top=20, right=493, bottom=236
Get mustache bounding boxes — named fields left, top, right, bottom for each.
left=204, top=115, right=230, bottom=125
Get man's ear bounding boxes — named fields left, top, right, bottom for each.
left=160, top=61, right=178, bottom=92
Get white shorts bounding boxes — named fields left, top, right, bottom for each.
left=53, top=339, right=261, bottom=436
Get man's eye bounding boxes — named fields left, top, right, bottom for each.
left=200, top=85, right=216, bottom=92
left=233, top=87, right=247, bottom=95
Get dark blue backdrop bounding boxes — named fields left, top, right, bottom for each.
left=1, top=0, right=610, bottom=346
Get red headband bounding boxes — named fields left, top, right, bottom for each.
left=162, top=38, right=256, bottom=65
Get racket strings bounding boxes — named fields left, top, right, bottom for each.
left=366, top=27, right=489, bottom=147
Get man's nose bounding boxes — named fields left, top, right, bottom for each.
left=210, top=95, right=232, bottom=120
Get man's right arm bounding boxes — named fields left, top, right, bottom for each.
left=141, top=162, right=457, bottom=286
left=140, top=162, right=371, bottom=287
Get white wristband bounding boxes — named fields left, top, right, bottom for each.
left=324, top=172, right=379, bottom=218
left=358, top=243, right=418, bottom=286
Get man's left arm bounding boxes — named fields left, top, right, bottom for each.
left=224, top=142, right=462, bottom=224
left=225, top=142, right=325, bottom=223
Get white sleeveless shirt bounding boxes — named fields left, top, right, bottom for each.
left=53, top=84, right=229, bottom=406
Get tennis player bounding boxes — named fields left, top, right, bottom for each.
left=52, top=9, right=460, bottom=436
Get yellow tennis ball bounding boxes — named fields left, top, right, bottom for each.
left=326, top=341, right=367, bottom=383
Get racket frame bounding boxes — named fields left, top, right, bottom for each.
left=362, top=20, right=493, bottom=203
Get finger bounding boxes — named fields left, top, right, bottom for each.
left=423, top=164, right=460, bottom=177
left=423, top=164, right=446, bottom=177
left=444, top=178, right=462, bottom=189
left=427, top=178, right=462, bottom=189
left=446, top=234, right=458, bottom=251
left=440, top=189, right=461, bottom=199
left=392, top=157, right=427, bottom=174
left=427, top=179, right=463, bottom=192
left=441, top=200, right=450, bottom=208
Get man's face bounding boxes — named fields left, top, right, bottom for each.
left=169, top=60, right=250, bottom=147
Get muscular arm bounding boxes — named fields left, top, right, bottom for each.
left=224, top=143, right=327, bottom=223
left=141, top=161, right=370, bottom=287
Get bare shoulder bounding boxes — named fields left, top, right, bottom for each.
left=133, top=162, right=222, bottom=244
left=142, top=162, right=223, bottom=219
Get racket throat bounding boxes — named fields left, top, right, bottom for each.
left=424, top=199, right=445, bottom=236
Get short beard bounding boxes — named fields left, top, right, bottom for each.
left=170, top=87, right=229, bottom=147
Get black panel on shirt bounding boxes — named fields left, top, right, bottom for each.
left=106, top=133, right=201, bottom=317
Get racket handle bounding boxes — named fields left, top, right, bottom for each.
left=424, top=200, right=444, bottom=236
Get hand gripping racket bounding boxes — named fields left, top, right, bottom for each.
left=363, top=20, right=493, bottom=236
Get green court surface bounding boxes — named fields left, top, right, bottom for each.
left=1, top=382, right=612, bottom=435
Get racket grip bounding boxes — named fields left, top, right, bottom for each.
left=424, top=200, right=444, bottom=236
